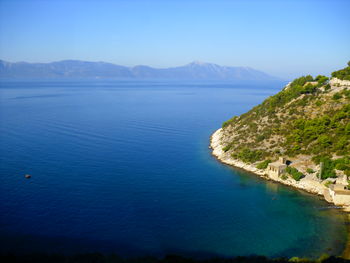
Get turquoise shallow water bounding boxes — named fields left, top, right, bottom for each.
left=0, top=80, right=347, bottom=258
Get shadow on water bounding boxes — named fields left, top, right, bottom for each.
left=0, top=233, right=233, bottom=259
left=0, top=234, right=148, bottom=256
left=3, top=232, right=345, bottom=260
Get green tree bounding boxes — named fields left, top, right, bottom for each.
left=256, top=160, right=272, bottom=169
left=332, top=93, right=342, bottom=100
left=317, top=135, right=332, bottom=148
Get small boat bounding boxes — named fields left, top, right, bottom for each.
left=25, top=174, right=31, bottom=179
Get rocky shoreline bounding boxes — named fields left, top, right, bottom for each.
left=210, top=128, right=328, bottom=196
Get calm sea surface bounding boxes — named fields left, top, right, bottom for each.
left=0, top=80, right=347, bottom=258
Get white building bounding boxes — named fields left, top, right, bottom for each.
left=266, top=157, right=287, bottom=178
left=324, top=175, right=350, bottom=206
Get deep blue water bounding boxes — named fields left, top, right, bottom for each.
left=0, top=80, right=347, bottom=258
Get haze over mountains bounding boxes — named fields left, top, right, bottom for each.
left=0, top=59, right=278, bottom=81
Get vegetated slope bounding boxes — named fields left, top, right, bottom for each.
left=219, top=62, right=350, bottom=180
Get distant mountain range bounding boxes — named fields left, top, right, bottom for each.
left=0, top=59, right=278, bottom=81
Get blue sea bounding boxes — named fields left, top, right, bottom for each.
left=0, top=80, right=347, bottom=258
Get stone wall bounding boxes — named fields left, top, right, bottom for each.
left=327, top=188, right=350, bottom=206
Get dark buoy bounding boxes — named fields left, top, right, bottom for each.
left=25, top=174, right=31, bottom=179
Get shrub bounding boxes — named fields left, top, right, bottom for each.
left=256, top=134, right=266, bottom=142
left=331, top=62, right=350, bottom=81
left=345, top=123, right=350, bottom=135
left=222, top=116, right=238, bottom=128
left=343, top=89, right=350, bottom=99
left=302, top=83, right=317, bottom=94
left=319, top=157, right=337, bottom=179
left=281, top=174, right=288, bottom=180
left=306, top=168, right=315, bottom=174
left=256, top=159, right=272, bottom=169
left=335, top=163, right=349, bottom=171
left=286, top=166, right=305, bottom=181
left=223, top=142, right=234, bottom=152
left=317, top=135, right=332, bottom=148
left=315, top=100, right=323, bottom=106
left=315, top=75, right=329, bottom=85
left=236, top=148, right=264, bottom=163
left=312, top=155, right=328, bottom=164
left=334, top=157, right=350, bottom=172
left=332, top=93, right=342, bottom=100
left=334, top=137, right=348, bottom=151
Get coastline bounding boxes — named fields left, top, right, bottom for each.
left=210, top=127, right=350, bottom=259
left=210, top=128, right=326, bottom=196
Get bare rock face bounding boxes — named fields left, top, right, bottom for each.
left=330, top=78, right=350, bottom=87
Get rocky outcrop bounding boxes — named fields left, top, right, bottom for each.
left=330, top=78, right=350, bottom=87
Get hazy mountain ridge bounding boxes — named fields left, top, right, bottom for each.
left=0, top=59, right=277, bottom=80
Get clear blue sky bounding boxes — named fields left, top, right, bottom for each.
left=0, top=0, right=349, bottom=79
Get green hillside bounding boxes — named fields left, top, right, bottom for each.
left=220, top=62, right=350, bottom=180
